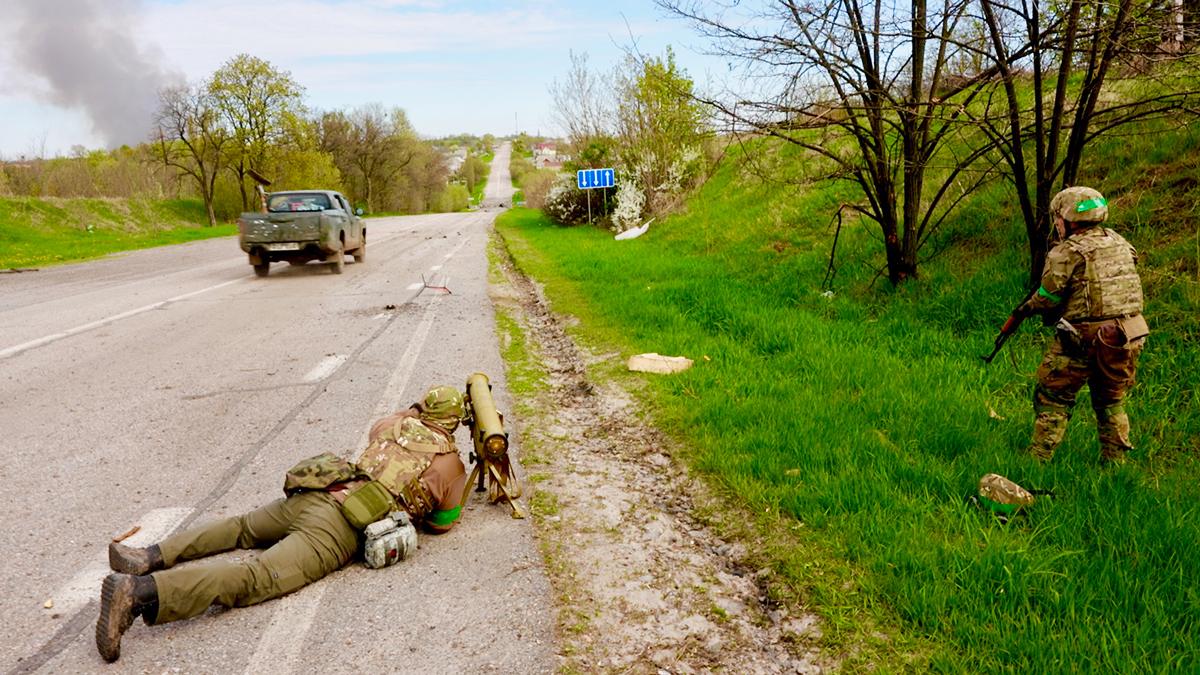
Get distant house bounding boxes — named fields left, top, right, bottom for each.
left=442, top=147, right=467, bottom=175
left=533, top=142, right=566, bottom=170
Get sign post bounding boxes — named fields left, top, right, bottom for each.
left=576, top=168, right=616, bottom=225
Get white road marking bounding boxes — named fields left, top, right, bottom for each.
left=429, top=264, right=443, bottom=271
left=302, top=355, right=347, bottom=383
left=0, top=278, right=242, bottom=360
left=242, top=586, right=325, bottom=675
left=52, top=507, right=192, bottom=615
left=406, top=282, right=423, bottom=290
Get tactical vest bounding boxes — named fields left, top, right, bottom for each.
left=1061, top=228, right=1143, bottom=321
left=356, top=415, right=456, bottom=520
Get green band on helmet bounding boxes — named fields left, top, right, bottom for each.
left=1037, top=286, right=1062, bottom=303
left=427, top=505, right=462, bottom=527
left=1075, top=197, right=1107, bottom=213
left=978, top=495, right=1019, bottom=515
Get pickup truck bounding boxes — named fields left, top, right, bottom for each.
left=237, top=190, right=366, bottom=277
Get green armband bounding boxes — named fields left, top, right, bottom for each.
left=427, top=505, right=462, bottom=527
left=1037, top=286, right=1062, bottom=304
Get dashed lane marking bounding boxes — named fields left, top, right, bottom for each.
left=302, top=354, right=348, bottom=383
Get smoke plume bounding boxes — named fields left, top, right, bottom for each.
left=8, top=0, right=183, bottom=149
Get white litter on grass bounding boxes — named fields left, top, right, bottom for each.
left=627, top=353, right=693, bottom=374
left=615, top=218, right=653, bottom=241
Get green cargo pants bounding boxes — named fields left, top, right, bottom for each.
left=150, top=491, right=359, bottom=624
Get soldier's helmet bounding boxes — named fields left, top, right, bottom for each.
left=1051, top=186, right=1108, bottom=224
left=417, top=385, right=465, bottom=432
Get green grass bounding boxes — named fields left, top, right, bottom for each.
left=0, top=197, right=233, bottom=268
left=493, top=122, right=1200, bottom=671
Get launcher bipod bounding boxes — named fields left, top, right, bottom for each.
left=460, top=372, right=525, bottom=519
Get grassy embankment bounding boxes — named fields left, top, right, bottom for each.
left=494, top=123, right=1200, bottom=671
left=0, top=197, right=233, bottom=269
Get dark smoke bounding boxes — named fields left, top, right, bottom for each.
left=9, top=0, right=183, bottom=148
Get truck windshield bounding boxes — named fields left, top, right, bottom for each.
left=268, top=193, right=331, bottom=212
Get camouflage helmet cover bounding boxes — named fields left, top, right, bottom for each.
left=977, top=473, right=1035, bottom=516
left=1050, top=186, right=1108, bottom=224
left=417, top=385, right=465, bottom=431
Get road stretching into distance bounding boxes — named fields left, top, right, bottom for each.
left=0, top=144, right=557, bottom=673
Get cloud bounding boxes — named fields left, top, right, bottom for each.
left=4, top=0, right=183, bottom=148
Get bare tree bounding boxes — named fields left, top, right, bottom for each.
left=660, top=0, right=1008, bottom=284
left=550, top=51, right=615, bottom=155
left=154, top=83, right=231, bottom=226
left=974, top=0, right=1200, bottom=284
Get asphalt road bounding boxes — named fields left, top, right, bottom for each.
left=0, top=143, right=556, bottom=674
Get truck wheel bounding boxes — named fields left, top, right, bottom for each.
left=330, top=242, right=345, bottom=274
left=253, top=261, right=269, bottom=277
left=353, top=237, right=366, bottom=263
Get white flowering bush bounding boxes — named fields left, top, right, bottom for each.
left=611, top=179, right=646, bottom=232
left=542, top=174, right=591, bottom=226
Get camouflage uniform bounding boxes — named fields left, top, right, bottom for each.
left=1021, top=187, right=1149, bottom=463
left=103, top=388, right=466, bottom=642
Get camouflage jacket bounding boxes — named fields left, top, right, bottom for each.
left=1025, top=226, right=1144, bottom=323
left=357, top=409, right=458, bottom=519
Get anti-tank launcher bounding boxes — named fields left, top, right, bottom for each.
left=461, top=372, right=524, bottom=518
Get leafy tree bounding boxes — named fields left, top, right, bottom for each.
left=209, top=54, right=306, bottom=210
left=614, top=48, right=709, bottom=217
left=317, top=104, right=418, bottom=212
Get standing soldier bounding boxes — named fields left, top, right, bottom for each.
left=1018, top=186, right=1150, bottom=464
left=95, top=386, right=469, bottom=663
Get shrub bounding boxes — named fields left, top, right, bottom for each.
left=542, top=174, right=592, bottom=225
left=611, top=178, right=646, bottom=231
left=523, top=169, right=560, bottom=210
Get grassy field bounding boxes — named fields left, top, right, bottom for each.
left=494, top=125, right=1200, bottom=670
left=0, top=197, right=233, bottom=269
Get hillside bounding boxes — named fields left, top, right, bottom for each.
left=494, top=122, right=1200, bottom=671
left=0, top=197, right=232, bottom=269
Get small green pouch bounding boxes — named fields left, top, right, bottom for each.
left=340, top=481, right=396, bottom=530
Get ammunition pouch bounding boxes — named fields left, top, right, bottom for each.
left=339, top=481, right=397, bottom=530
left=395, top=480, right=436, bottom=521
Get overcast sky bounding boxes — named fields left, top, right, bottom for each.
left=0, top=0, right=728, bottom=159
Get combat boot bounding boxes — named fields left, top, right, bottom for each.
left=96, top=573, right=158, bottom=663
left=108, top=542, right=163, bottom=575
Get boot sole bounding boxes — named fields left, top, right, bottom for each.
left=96, top=574, right=135, bottom=663
left=108, top=543, right=150, bottom=575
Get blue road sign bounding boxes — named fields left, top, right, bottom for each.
left=576, top=168, right=615, bottom=190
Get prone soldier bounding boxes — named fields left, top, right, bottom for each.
left=1018, top=186, right=1149, bottom=464
left=95, top=385, right=469, bottom=663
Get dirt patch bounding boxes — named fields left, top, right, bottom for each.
left=491, top=236, right=831, bottom=674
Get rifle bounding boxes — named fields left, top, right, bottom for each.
left=982, top=298, right=1031, bottom=364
